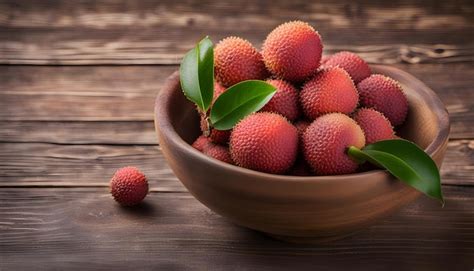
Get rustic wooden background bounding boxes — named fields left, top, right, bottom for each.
left=1, top=0, right=473, bottom=270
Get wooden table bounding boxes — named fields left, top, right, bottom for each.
left=1, top=1, right=473, bottom=270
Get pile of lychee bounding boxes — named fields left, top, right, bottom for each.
left=192, top=21, right=408, bottom=176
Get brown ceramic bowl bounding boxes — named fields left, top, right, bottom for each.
left=154, top=65, right=450, bottom=243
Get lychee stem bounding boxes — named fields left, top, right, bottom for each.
left=200, top=111, right=211, bottom=136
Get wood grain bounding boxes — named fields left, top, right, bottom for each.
left=0, top=186, right=473, bottom=270
left=398, top=63, right=474, bottom=139
left=0, top=65, right=176, bottom=95
left=0, top=65, right=175, bottom=121
left=0, top=140, right=471, bottom=187
left=0, top=121, right=156, bottom=145
left=0, top=143, right=184, bottom=190
left=1, top=0, right=473, bottom=64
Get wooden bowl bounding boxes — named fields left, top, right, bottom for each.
left=154, top=65, right=450, bottom=243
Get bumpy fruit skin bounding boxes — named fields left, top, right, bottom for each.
left=200, top=115, right=231, bottom=145
left=214, top=37, right=268, bottom=87
left=261, top=79, right=300, bottom=121
left=303, top=113, right=365, bottom=175
left=294, top=120, right=310, bottom=152
left=203, top=143, right=233, bottom=164
left=192, top=135, right=211, bottom=151
left=357, top=74, right=408, bottom=126
left=110, top=167, right=148, bottom=206
left=262, top=21, right=323, bottom=82
left=192, top=135, right=233, bottom=164
left=353, top=108, right=395, bottom=144
left=294, top=120, right=310, bottom=140
left=300, top=67, right=359, bottom=120
left=320, top=55, right=330, bottom=65
left=323, top=51, right=371, bottom=83
left=213, top=82, right=226, bottom=103
left=209, top=129, right=231, bottom=145
left=230, top=112, right=298, bottom=174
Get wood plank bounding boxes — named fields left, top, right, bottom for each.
left=0, top=121, right=156, bottom=145
left=0, top=93, right=155, bottom=121
left=0, top=64, right=472, bottom=138
left=0, top=65, right=176, bottom=121
left=442, top=140, right=474, bottom=186
left=0, top=65, right=176, bottom=95
left=0, top=186, right=473, bottom=270
left=0, top=0, right=473, bottom=64
left=0, top=143, right=184, bottom=191
left=0, top=140, right=472, bottom=187
left=397, top=63, right=474, bottom=139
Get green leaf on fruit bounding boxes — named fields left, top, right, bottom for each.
left=179, top=37, right=214, bottom=112
left=347, top=139, right=444, bottom=205
left=210, top=80, right=277, bottom=130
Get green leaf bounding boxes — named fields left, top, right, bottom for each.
left=210, top=80, right=276, bottom=130
left=347, top=139, right=444, bottom=205
left=179, top=37, right=214, bottom=112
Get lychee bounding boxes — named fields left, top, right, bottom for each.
left=209, top=129, right=231, bottom=145
left=262, top=21, right=323, bottom=82
left=357, top=74, right=408, bottom=126
left=214, top=37, right=268, bottom=87
left=302, top=113, right=365, bottom=175
left=352, top=108, right=395, bottom=144
left=230, top=112, right=298, bottom=174
left=300, top=67, right=359, bottom=120
left=203, top=143, right=233, bottom=164
left=192, top=135, right=211, bottom=151
left=260, top=79, right=300, bottom=121
left=322, top=51, right=371, bottom=83
left=110, top=166, right=148, bottom=206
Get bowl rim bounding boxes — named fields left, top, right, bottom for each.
left=155, top=64, right=450, bottom=183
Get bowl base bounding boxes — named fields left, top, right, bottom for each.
left=267, top=231, right=358, bottom=244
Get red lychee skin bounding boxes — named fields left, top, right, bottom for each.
left=214, top=37, right=268, bottom=87
left=192, top=135, right=211, bottom=152
left=200, top=115, right=231, bottom=145
left=294, top=120, right=310, bottom=141
left=209, top=129, right=231, bottom=145
left=230, top=112, right=298, bottom=174
left=322, top=51, right=371, bottom=83
left=260, top=79, right=300, bottom=121
left=213, top=82, right=227, bottom=103
left=303, top=113, right=366, bottom=175
left=203, top=143, right=233, bottom=164
left=294, top=120, right=310, bottom=152
left=352, top=108, right=395, bottom=144
left=320, top=55, right=331, bottom=65
left=357, top=74, right=408, bottom=126
left=300, top=67, right=359, bottom=120
left=262, top=21, right=323, bottom=82
left=110, top=167, right=148, bottom=206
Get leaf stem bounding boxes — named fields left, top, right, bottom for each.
left=347, top=146, right=366, bottom=164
